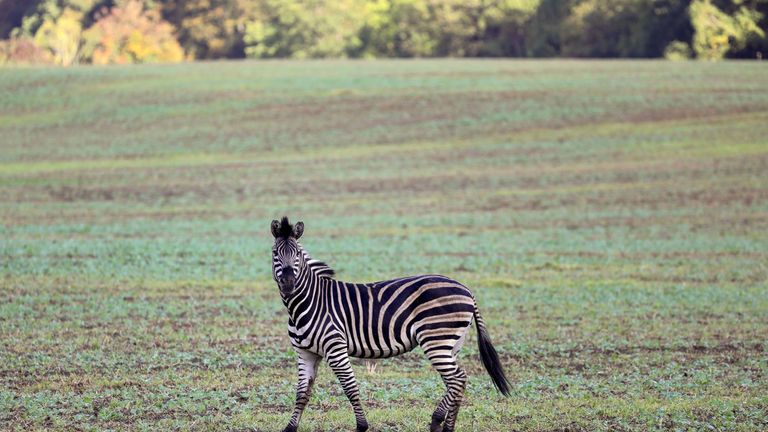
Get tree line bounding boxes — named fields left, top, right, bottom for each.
left=1, top=0, right=766, bottom=65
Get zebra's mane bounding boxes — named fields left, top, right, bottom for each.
left=307, top=259, right=336, bottom=279
left=277, top=216, right=294, bottom=239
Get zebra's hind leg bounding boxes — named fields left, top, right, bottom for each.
left=326, top=347, right=369, bottom=432
left=430, top=396, right=449, bottom=432
left=430, top=322, right=471, bottom=431
left=283, top=349, right=321, bottom=432
left=423, top=347, right=468, bottom=432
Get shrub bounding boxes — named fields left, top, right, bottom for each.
left=0, top=37, right=52, bottom=65
left=82, top=1, right=184, bottom=64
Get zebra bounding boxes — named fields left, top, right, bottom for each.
left=270, top=217, right=510, bottom=432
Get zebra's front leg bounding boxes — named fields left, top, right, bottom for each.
left=283, top=349, right=321, bottom=432
left=326, top=348, right=368, bottom=432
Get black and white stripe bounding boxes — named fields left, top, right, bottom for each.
left=270, top=217, right=510, bottom=432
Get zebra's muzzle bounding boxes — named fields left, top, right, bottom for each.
left=278, top=275, right=295, bottom=296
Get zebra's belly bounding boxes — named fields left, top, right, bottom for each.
left=288, top=324, right=328, bottom=354
left=346, top=334, right=418, bottom=359
left=289, top=334, right=322, bottom=353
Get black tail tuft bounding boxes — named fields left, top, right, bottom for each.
left=477, top=320, right=511, bottom=396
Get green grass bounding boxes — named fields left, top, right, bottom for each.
left=1, top=59, right=767, bottom=431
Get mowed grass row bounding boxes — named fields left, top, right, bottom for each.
left=1, top=60, right=767, bottom=431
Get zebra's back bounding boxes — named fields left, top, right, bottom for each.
left=331, top=274, right=476, bottom=359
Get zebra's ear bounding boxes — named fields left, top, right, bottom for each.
left=271, top=219, right=280, bottom=238
left=293, top=221, right=304, bottom=239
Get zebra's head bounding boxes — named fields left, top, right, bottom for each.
left=271, top=216, right=305, bottom=297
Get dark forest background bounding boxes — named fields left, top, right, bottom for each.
left=1, top=0, right=767, bottom=65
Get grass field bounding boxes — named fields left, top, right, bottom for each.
left=1, top=60, right=767, bottom=431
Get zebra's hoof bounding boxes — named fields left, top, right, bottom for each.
left=281, top=426, right=297, bottom=432
left=356, top=421, right=369, bottom=432
left=430, top=412, right=445, bottom=432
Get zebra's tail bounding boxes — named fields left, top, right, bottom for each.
left=473, top=300, right=511, bottom=396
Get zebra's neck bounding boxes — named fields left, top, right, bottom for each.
left=282, top=249, right=336, bottom=314
left=284, top=266, right=330, bottom=320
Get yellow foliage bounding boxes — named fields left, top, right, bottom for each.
left=690, top=0, right=766, bottom=60
left=83, top=0, right=183, bottom=65
left=33, top=8, right=83, bottom=66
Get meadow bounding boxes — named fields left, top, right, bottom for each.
left=1, top=60, right=767, bottom=431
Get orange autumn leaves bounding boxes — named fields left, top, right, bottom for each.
left=85, top=1, right=184, bottom=65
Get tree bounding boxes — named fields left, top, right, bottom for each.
left=33, top=7, right=84, bottom=65
left=358, top=0, right=437, bottom=57
left=0, top=37, right=52, bottom=65
left=161, top=0, right=256, bottom=59
left=690, top=0, right=765, bottom=59
left=526, top=0, right=577, bottom=56
left=2, top=0, right=767, bottom=61
left=480, top=0, right=542, bottom=56
left=432, top=0, right=540, bottom=57
left=730, top=0, right=768, bottom=58
left=0, top=1, right=42, bottom=39
left=82, top=0, right=184, bottom=64
left=11, top=0, right=107, bottom=38
left=527, top=0, right=697, bottom=58
left=358, top=0, right=539, bottom=58
left=243, top=0, right=368, bottom=58
left=556, top=0, right=657, bottom=57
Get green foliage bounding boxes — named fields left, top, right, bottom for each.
left=161, top=0, right=255, bottom=59
left=526, top=0, right=574, bottom=56
left=1, top=0, right=767, bottom=61
left=358, top=0, right=437, bottom=57
left=664, top=39, right=694, bottom=59
left=529, top=0, right=697, bottom=58
left=558, top=0, right=647, bottom=57
left=244, top=0, right=367, bottom=58
left=11, top=0, right=101, bottom=38
left=431, top=0, right=540, bottom=57
left=690, top=0, right=766, bottom=59
left=358, top=0, right=541, bottom=58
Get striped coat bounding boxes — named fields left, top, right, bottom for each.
left=271, top=217, right=509, bottom=432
